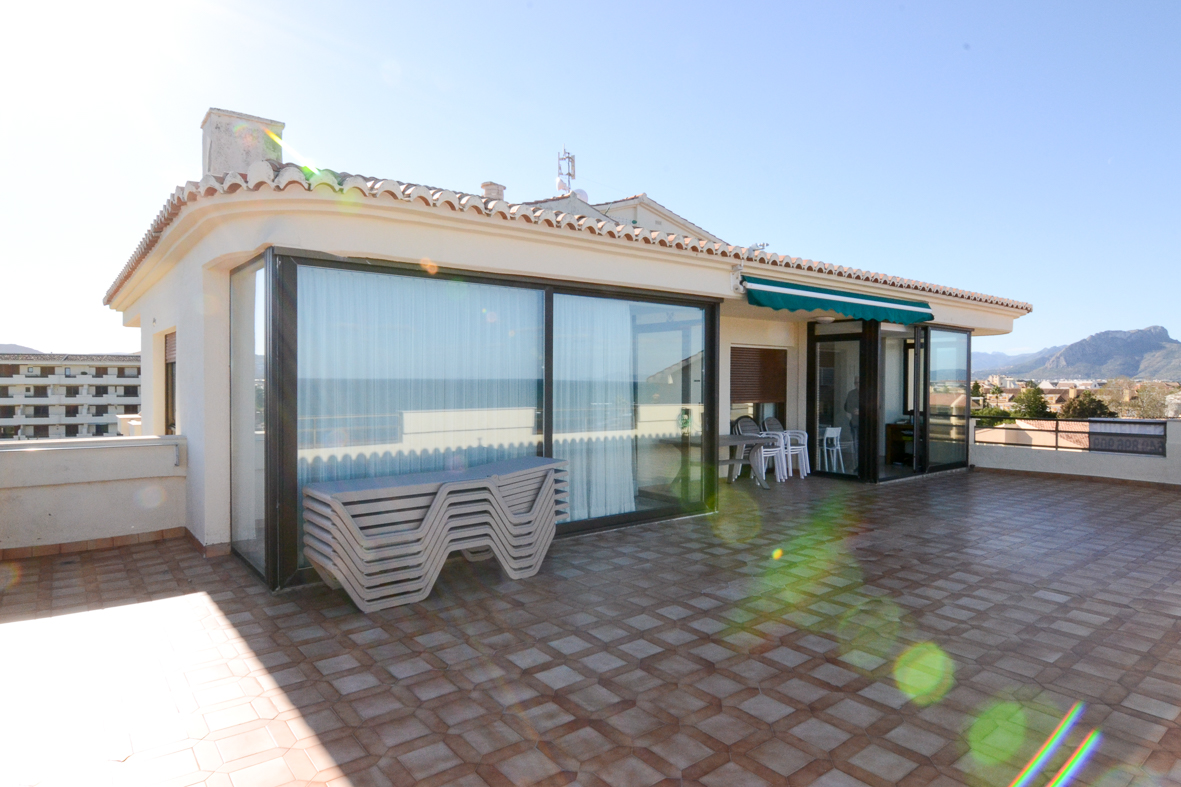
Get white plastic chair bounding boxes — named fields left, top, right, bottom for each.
left=760, top=431, right=789, bottom=482
left=786, top=430, right=810, bottom=477
left=821, top=427, right=845, bottom=473
left=739, top=416, right=787, bottom=483
left=762, top=418, right=809, bottom=480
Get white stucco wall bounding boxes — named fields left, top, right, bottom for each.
left=127, top=247, right=231, bottom=549
left=719, top=309, right=806, bottom=432
left=0, top=436, right=188, bottom=550
left=971, top=420, right=1180, bottom=486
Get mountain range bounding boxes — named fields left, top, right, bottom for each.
left=0, top=344, right=43, bottom=354
left=974, top=326, right=1181, bottom=381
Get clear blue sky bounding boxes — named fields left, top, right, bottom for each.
left=2, top=1, right=1177, bottom=355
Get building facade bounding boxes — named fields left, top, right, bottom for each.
left=103, top=108, right=1031, bottom=589
left=0, top=355, right=141, bottom=439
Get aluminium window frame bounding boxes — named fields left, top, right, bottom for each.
left=238, top=246, right=720, bottom=590
left=806, top=319, right=972, bottom=482
left=917, top=324, right=973, bottom=474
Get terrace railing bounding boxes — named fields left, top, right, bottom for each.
left=972, top=416, right=1167, bottom=457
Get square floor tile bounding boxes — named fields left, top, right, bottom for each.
left=791, top=718, right=852, bottom=751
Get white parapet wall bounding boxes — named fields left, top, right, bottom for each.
left=0, top=435, right=188, bottom=554
left=971, top=419, right=1180, bottom=487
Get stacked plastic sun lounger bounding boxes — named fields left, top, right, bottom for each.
left=302, top=456, right=569, bottom=612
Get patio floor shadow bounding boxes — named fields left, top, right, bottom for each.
left=2, top=470, right=1181, bottom=786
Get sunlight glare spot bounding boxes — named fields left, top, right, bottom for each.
left=0, top=562, right=21, bottom=591
left=894, top=641, right=954, bottom=706
left=969, top=701, right=1028, bottom=765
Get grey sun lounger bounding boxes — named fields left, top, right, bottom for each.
left=302, top=456, right=568, bottom=612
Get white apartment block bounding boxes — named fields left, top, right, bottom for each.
left=0, top=355, right=141, bottom=439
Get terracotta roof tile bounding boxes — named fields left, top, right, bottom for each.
left=103, top=162, right=1034, bottom=313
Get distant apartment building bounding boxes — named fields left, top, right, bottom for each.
left=0, top=355, right=141, bottom=439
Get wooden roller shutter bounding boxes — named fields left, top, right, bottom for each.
left=730, top=347, right=787, bottom=403
left=164, top=332, right=177, bottom=364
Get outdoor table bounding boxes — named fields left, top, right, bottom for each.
left=718, top=433, right=775, bottom=489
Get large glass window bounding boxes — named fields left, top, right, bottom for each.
left=230, top=261, right=268, bottom=574
left=553, top=294, right=705, bottom=522
left=233, top=257, right=717, bottom=587
left=815, top=338, right=861, bottom=476
left=297, top=266, right=544, bottom=553
left=878, top=324, right=917, bottom=480
left=928, top=328, right=970, bottom=467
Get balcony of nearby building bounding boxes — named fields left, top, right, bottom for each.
left=1, top=459, right=1179, bottom=785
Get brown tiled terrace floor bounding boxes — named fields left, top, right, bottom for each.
left=3, top=471, right=1181, bottom=787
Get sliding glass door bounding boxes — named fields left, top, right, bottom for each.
left=230, top=250, right=718, bottom=588
left=808, top=320, right=970, bottom=482
left=814, top=339, right=862, bottom=476
left=925, top=328, right=970, bottom=469
left=296, top=266, right=545, bottom=567
left=553, top=295, right=706, bottom=525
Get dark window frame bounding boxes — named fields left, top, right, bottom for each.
left=806, top=320, right=971, bottom=483
left=233, top=247, right=720, bottom=590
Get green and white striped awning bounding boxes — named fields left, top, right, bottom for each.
left=743, top=275, right=934, bottom=325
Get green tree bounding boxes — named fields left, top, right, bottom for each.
left=990, top=385, right=1004, bottom=395
left=1011, top=387, right=1053, bottom=418
left=1130, top=382, right=1170, bottom=419
left=971, top=381, right=984, bottom=398
left=1059, top=391, right=1116, bottom=419
left=974, top=406, right=1014, bottom=428
left=1098, top=377, right=1137, bottom=417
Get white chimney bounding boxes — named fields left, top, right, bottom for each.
left=200, top=108, right=285, bottom=177
left=482, top=181, right=506, bottom=201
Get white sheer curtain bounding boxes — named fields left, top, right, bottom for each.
left=297, top=266, right=544, bottom=491
left=553, top=294, right=637, bottom=521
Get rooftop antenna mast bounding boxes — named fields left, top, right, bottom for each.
left=556, top=147, right=576, bottom=195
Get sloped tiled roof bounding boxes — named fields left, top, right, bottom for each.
left=104, top=161, right=1033, bottom=313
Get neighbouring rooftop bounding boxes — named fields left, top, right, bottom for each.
left=0, top=354, right=140, bottom=363
left=3, top=472, right=1180, bottom=786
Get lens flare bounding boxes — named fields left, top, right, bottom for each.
left=969, top=701, right=1028, bottom=765
left=420, top=258, right=439, bottom=275
left=134, top=484, right=165, bottom=510
left=263, top=128, right=320, bottom=174
left=1044, top=730, right=1101, bottom=787
left=894, top=642, right=954, bottom=705
left=757, top=494, right=863, bottom=622
left=1008, top=702, right=1084, bottom=787
left=0, top=562, right=21, bottom=591
left=712, top=516, right=761, bottom=544
left=838, top=597, right=902, bottom=660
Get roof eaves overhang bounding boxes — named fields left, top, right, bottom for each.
left=104, top=163, right=1033, bottom=318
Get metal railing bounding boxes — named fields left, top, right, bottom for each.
left=972, top=416, right=1167, bottom=457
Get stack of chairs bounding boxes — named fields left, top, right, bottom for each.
left=303, top=456, right=568, bottom=612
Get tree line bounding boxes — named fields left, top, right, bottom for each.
left=972, top=377, right=1173, bottom=422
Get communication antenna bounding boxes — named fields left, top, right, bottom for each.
left=749, top=242, right=769, bottom=252
left=556, top=147, right=576, bottom=195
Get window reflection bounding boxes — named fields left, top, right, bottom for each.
left=554, top=295, right=705, bottom=521
left=928, top=329, right=970, bottom=467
